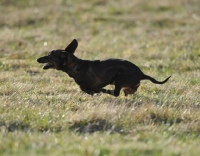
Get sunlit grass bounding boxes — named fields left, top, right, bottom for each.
left=0, top=0, right=200, bottom=155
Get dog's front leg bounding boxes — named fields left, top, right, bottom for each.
left=80, top=85, right=94, bottom=96
left=101, top=85, right=121, bottom=97
left=101, top=89, right=115, bottom=96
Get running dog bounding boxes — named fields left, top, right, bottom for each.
left=37, top=39, right=171, bottom=97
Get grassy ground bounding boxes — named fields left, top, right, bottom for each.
left=0, top=0, right=200, bottom=155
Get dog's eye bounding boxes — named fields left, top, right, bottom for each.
left=49, top=50, right=57, bottom=56
left=48, top=51, right=53, bottom=56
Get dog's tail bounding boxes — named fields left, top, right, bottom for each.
left=141, top=74, right=171, bottom=84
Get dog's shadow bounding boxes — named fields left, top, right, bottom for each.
left=90, top=93, right=143, bottom=107
left=69, top=118, right=124, bottom=134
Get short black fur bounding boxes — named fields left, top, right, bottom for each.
left=37, top=39, right=171, bottom=97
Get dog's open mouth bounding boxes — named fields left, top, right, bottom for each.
left=43, top=62, right=54, bottom=69
left=37, top=57, right=55, bottom=70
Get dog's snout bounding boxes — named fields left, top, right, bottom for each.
left=37, top=57, right=44, bottom=63
left=37, top=56, right=49, bottom=63
left=36, top=58, right=41, bottom=63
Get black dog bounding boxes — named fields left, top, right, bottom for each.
left=37, top=39, right=171, bottom=97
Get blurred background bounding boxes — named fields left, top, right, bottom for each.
left=0, top=0, right=199, bottom=62
left=0, top=1, right=200, bottom=155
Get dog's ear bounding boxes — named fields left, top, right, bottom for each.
left=65, top=39, right=78, bottom=53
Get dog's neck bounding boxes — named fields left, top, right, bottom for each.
left=62, top=58, right=83, bottom=77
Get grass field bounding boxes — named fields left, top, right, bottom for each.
left=0, top=0, right=200, bottom=155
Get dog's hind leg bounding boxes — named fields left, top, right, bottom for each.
left=123, top=83, right=140, bottom=96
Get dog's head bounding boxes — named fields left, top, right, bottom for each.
left=37, top=39, right=78, bottom=70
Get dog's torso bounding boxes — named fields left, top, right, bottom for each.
left=64, top=58, right=142, bottom=92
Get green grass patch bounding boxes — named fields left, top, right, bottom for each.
left=0, top=0, right=200, bottom=155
